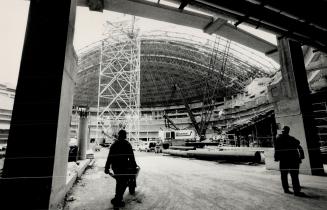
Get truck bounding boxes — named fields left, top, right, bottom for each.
left=158, top=130, right=195, bottom=149
left=138, top=141, right=157, bottom=152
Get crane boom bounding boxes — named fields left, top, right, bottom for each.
left=174, top=84, right=204, bottom=139
left=163, top=114, right=180, bottom=130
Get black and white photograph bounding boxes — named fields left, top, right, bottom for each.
left=0, top=0, right=327, bottom=209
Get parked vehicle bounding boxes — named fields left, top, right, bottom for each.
left=131, top=141, right=141, bottom=151
left=68, top=138, right=78, bottom=162
left=0, top=144, right=7, bottom=151
left=90, top=138, right=101, bottom=152
left=158, top=130, right=195, bottom=149
left=139, top=141, right=157, bottom=152
left=154, top=143, right=163, bottom=153
left=99, top=138, right=112, bottom=147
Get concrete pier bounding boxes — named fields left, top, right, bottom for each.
left=268, top=38, right=324, bottom=175
left=78, top=107, right=89, bottom=160
left=0, top=1, right=77, bottom=209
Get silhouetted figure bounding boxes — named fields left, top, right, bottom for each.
left=274, top=126, right=305, bottom=196
left=105, top=130, right=137, bottom=207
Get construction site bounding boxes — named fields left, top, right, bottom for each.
left=73, top=19, right=278, bottom=146
left=1, top=1, right=327, bottom=209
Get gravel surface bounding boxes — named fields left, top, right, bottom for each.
left=64, top=149, right=327, bottom=210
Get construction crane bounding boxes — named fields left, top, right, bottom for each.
left=165, top=36, right=231, bottom=141
left=163, top=114, right=180, bottom=130
left=161, top=77, right=181, bottom=131
left=162, top=78, right=197, bottom=132
left=197, top=39, right=231, bottom=140
left=173, top=83, right=203, bottom=138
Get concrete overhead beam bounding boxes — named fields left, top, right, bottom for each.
left=204, top=18, right=227, bottom=34
left=77, top=0, right=278, bottom=63
left=213, top=24, right=279, bottom=62
left=78, top=0, right=211, bottom=29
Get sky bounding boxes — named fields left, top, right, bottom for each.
left=0, top=0, right=29, bottom=87
left=0, top=0, right=277, bottom=88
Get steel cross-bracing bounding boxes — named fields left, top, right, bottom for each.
left=75, top=30, right=277, bottom=109
left=96, top=21, right=141, bottom=142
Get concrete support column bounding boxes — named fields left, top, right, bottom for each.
left=87, top=125, right=91, bottom=149
left=0, top=0, right=77, bottom=209
left=268, top=38, right=324, bottom=175
left=49, top=1, right=77, bottom=208
left=77, top=107, right=89, bottom=160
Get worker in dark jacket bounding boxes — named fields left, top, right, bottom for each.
left=274, top=126, right=305, bottom=196
left=105, top=130, right=137, bottom=207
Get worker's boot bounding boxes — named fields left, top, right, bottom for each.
left=111, top=198, right=125, bottom=207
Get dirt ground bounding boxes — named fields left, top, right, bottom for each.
left=63, top=148, right=327, bottom=210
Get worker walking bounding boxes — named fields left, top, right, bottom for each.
left=274, top=126, right=305, bottom=196
left=105, top=130, right=138, bottom=207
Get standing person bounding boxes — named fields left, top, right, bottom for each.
left=274, top=126, right=305, bottom=196
left=105, top=130, right=137, bottom=207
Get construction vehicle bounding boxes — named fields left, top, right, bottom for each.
left=159, top=130, right=195, bottom=149
left=138, top=141, right=157, bottom=152
left=162, top=38, right=231, bottom=142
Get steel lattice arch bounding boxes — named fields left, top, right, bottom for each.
left=74, top=31, right=278, bottom=109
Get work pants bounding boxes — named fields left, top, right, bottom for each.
left=280, top=161, right=301, bottom=193
left=114, top=174, right=129, bottom=201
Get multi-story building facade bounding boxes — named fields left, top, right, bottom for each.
left=0, top=83, right=15, bottom=144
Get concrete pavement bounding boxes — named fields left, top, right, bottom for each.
left=64, top=149, right=327, bottom=210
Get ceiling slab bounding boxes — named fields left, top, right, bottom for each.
left=77, top=0, right=278, bottom=63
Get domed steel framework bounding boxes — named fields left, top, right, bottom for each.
left=74, top=31, right=277, bottom=108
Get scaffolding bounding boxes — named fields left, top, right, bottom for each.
left=96, top=21, right=140, bottom=142
left=75, top=27, right=279, bottom=143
